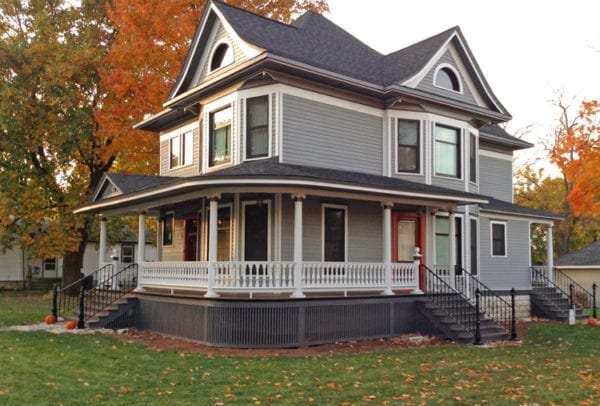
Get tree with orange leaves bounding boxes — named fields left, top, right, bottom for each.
left=97, top=0, right=329, bottom=173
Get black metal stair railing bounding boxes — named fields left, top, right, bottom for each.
left=455, top=266, right=516, bottom=340
left=79, top=264, right=138, bottom=328
left=422, top=264, right=477, bottom=337
left=530, top=267, right=576, bottom=313
left=53, top=264, right=138, bottom=327
left=553, top=269, right=595, bottom=315
left=52, top=264, right=114, bottom=319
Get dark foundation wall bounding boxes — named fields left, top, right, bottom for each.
left=135, top=295, right=438, bottom=348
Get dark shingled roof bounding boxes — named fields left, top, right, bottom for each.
left=556, top=241, right=600, bottom=266
left=480, top=197, right=562, bottom=220
left=479, top=124, right=532, bottom=149
left=105, top=173, right=175, bottom=194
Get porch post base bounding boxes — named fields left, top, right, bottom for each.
left=204, top=290, right=220, bottom=298
left=381, top=288, right=394, bottom=296
left=411, top=288, right=423, bottom=294
left=133, top=286, right=146, bottom=293
left=290, top=291, right=305, bottom=298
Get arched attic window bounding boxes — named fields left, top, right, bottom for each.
left=209, top=41, right=234, bottom=72
left=434, top=64, right=462, bottom=93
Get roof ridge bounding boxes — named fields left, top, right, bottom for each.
left=385, top=25, right=457, bottom=58
left=211, top=0, right=299, bottom=31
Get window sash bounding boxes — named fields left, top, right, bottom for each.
left=209, top=107, right=232, bottom=166
left=491, top=223, right=507, bottom=256
left=121, top=245, right=134, bottom=264
left=163, top=213, right=174, bottom=246
left=469, top=133, right=477, bottom=183
left=435, top=216, right=462, bottom=267
left=169, top=131, right=194, bottom=169
left=323, top=207, right=346, bottom=262
left=246, top=96, right=269, bottom=159
left=397, top=119, right=420, bottom=173
left=435, top=125, right=461, bottom=178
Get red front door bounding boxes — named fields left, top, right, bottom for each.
left=392, top=212, right=426, bottom=291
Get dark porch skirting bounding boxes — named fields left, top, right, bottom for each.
left=127, top=294, right=437, bottom=348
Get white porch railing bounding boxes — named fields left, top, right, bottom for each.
left=139, top=261, right=420, bottom=295
left=302, top=262, right=386, bottom=290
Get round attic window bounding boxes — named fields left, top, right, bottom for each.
left=210, top=42, right=234, bottom=72
left=434, top=66, right=461, bottom=92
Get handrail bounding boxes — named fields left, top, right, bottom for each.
left=422, top=264, right=476, bottom=336
left=53, top=264, right=114, bottom=319
left=553, top=269, right=594, bottom=313
left=455, top=266, right=515, bottom=338
left=530, top=267, right=576, bottom=313
left=81, top=263, right=138, bottom=325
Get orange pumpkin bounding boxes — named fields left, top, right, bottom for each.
left=588, top=317, right=598, bottom=327
left=65, top=320, right=77, bottom=330
left=45, top=314, right=57, bottom=325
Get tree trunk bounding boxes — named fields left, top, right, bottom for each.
left=61, top=227, right=88, bottom=287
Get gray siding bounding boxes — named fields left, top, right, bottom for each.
left=160, top=127, right=200, bottom=177
left=194, top=21, right=246, bottom=86
left=479, top=218, right=531, bottom=290
left=281, top=94, right=383, bottom=175
left=281, top=196, right=383, bottom=262
left=417, top=49, right=479, bottom=106
left=479, top=154, right=513, bottom=201
left=431, top=175, right=465, bottom=191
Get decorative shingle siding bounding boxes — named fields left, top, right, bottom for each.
left=480, top=218, right=530, bottom=290
left=417, top=49, right=479, bottom=106
left=281, top=94, right=382, bottom=175
left=479, top=154, right=513, bottom=201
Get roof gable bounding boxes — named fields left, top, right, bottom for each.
left=91, top=173, right=175, bottom=203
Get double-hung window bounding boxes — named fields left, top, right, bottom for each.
left=163, top=213, right=174, bottom=246
left=169, top=130, right=193, bottom=169
left=209, top=106, right=232, bottom=167
left=323, top=205, right=347, bottom=262
left=121, top=244, right=134, bottom=264
left=397, top=119, right=420, bottom=173
left=435, top=124, right=461, bottom=178
left=491, top=221, right=507, bottom=257
left=435, top=216, right=462, bottom=268
left=469, top=133, right=477, bottom=183
left=246, top=96, right=269, bottom=159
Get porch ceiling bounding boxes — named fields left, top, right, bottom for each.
left=75, top=158, right=489, bottom=216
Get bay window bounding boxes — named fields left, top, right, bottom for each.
left=209, top=106, right=232, bottom=167
left=435, top=124, right=461, bottom=178
left=246, top=96, right=269, bottom=159
left=397, top=119, right=420, bottom=173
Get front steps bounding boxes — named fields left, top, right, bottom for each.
left=531, top=286, right=586, bottom=321
left=417, top=295, right=511, bottom=344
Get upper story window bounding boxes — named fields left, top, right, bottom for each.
left=209, top=106, right=232, bottom=167
left=434, top=65, right=461, bottom=92
left=435, top=124, right=461, bottom=178
left=397, top=119, right=420, bottom=173
left=246, top=96, right=269, bottom=159
left=469, top=132, right=477, bottom=183
left=169, top=130, right=193, bottom=169
left=209, top=42, right=234, bottom=72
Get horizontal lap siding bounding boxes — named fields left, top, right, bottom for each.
left=162, top=219, right=185, bottom=261
left=479, top=154, right=513, bottom=201
left=480, top=218, right=530, bottom=290
left=416, top=49, right=479, bottom=106
left=282, top=94, right=382, bottom=175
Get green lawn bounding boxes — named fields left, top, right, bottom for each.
left=0, top=291, right=598, bottom=404
left=0, top=290, right=52, bottom=327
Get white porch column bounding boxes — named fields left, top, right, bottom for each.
left=547, top=224, right=554, bottom=282
left=205, top=196, right=220, bottom=298
left=382, top=203, right=393, bottom=295
left=134, top=211, right=146, bottom=292
left=291, top=194, right=305, bottom=298
left=99, top=216, right=107, bottom=268
left=449, top=209, right=456, bottom=288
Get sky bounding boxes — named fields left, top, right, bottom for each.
left=324, top=0, right=600, bottom=171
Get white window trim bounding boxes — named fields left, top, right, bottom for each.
left=240, top=200, right=272, bottom=261
left=490, top=220, right=508, bottom=258
left=321, top=203, right=348, bottom=262
left=204, top=98, right=235, bottom=172
left=395, top=118, right=424, bottom=176
left=434, top=212, right=464, bottom=267
left=168, top=130, right=194, bottom=170
left=206, top=203, right=233, bottom=261
left=433, top=123, right=464, bottom=181
left=468, top=132, right=478, bottom=185
left=121, top=244, right=135, bottom=264
left=242, top=94, right=272, bottom=162
left=433, top=63, right=463, bottom=94
left=207, top=38, right=234, bottom=74
left=162, top=211, right=175, bottom=247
